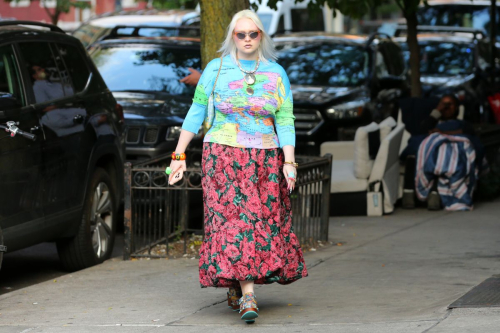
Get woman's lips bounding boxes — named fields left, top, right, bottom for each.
left=244, top=44, right=252, bottom=48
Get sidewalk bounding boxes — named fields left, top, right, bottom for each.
left=1, top=199, right=499, bottom=332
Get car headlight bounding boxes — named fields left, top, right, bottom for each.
left=326, top=101, right=366, bottom=119
left=166, top=126, right=203, bottom=141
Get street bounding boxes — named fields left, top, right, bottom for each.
left=0, top=200, right=499, bottom=332
left=0, top=235, right=124, bottom=296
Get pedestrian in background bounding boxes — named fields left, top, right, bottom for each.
left=168, top=9, right=308, bottom=324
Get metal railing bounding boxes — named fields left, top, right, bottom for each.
left=123, top=151, right=332, bottom=260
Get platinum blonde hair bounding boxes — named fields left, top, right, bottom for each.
left=218, top=9, right=277, bottom=64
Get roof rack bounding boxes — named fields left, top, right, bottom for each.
left=394, top=25, right=484, bottom=39
left=0, top=20, right=65, bottom=33
left=103, top=25, right=200, bottom=40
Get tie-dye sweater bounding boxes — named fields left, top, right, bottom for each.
left=181, top=55, right=295, bottom=148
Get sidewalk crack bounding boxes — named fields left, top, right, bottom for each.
left=421, top=308, right=452, bottom=332
left=164, top=299, right=227, bottom=326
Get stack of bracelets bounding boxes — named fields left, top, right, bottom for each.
left=171, top=152, right=186, bottom=161
left=284, top=161, right=298, bottom=182
left=165, top=152, right=186, bottom=175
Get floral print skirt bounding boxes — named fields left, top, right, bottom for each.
left=199, top=142, right=308, bottom=288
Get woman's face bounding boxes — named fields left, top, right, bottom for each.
left=233, top=18, right=261, bottom=59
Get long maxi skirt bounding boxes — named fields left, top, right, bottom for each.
left=198, top=142, right=308, bottom=288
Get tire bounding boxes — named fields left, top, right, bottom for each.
left=57, top=168, right=116, bottom=271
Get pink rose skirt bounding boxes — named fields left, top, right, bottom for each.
left=199, top=142, right=308, bottom=288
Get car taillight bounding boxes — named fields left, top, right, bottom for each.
left=115, top=103, right=124, bottom=123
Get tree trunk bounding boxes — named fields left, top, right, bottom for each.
left=42, top=3, right=60, bottom=25
left=404, top=10, right=422, bottom=97
left=199, top=0, right=250, bottom=68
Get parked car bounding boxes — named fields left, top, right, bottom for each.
left=274, top=32, right=408, bottom=153
left=0, top=21, right=125, bottom=271
left=394, top=26, right=490, bottom=123
left=73, top=9, right=199, bottom=48
left=417, top=1, right=500, bottom=41
left=87, top=26, right=203, bottom=160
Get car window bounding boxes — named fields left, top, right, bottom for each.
left=277, top=14, right=285, bottom=33
left=73, top=24, right=110, bottom=48
left=378, top=42, right=405, bottom=77
left=0, top=44, right=25, bottom=109
left=400, top=42, right=475, bottom=75
left=375, top=51, right=389, bottom=78
left=18, top=42, right=74, bottom=104
left=55, top=43, right=91, bottom=93
left=277, top=42, right=368, bottom=87
left=90, top=45, right=201, bottom=96
left=417, top=5, right=500, bottom=39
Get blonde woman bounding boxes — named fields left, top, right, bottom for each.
left=169, top=9, right=308, bottom=324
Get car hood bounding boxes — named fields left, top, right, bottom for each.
left=420, top=74, right=474, bottom=87
left=112, top=91, right=191, bottom=125
left=291, top=85, right=368, bottom=107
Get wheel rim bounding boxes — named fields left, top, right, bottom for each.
left=90, top=182, right=113, bottom=259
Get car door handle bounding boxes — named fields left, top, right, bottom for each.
left=73, top=114, right=84, bottom=124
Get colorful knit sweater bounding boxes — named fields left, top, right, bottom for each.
left=181, top=55, right=295, bottom=148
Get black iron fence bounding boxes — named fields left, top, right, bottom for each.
left=123, top=151, right=332, bottom=260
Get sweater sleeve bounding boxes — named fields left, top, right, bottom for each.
left=275, top=67, right=295, bottom=147
left=181, top=58, right=220, bottom=134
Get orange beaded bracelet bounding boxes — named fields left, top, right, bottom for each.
left=171, top=152, right=186, bottom=160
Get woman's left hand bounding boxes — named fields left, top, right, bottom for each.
left=283, top=164, right=297, bottom=192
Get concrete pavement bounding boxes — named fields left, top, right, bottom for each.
left=0, top=199, right=499, bottom=332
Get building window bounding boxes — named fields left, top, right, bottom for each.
left=40, top=0, right=56, bottom=8
left=10, top=0, right=30, bottom=7
left=122, top=0, right=138, bottom=8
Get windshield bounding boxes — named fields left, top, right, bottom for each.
left=276, top=42, right=368, bottom=87
left=417, top=5, right=500, bottom=39
left=400, top=42, right=474, bottom=76
left=90, top=46, right=201, bottom=96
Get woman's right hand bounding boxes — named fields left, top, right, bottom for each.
left=168, top=159, right=187, bottom=185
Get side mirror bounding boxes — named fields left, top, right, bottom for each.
left=0, top=93, right=20, bottom=119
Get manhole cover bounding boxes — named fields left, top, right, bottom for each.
left=449, top=274, right=500, bottom=308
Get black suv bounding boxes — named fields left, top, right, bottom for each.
left=0, top=21, right=125, bottom=271
left=274, top=32, right=408, bottom=153
left=88, top=26, right=203, bottom=160
left=395, top=26, right=490, bottom=123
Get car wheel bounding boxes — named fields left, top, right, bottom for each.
left=57, top=168, right=116, bottom=271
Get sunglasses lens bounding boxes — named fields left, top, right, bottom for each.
left=236, top=33, right=246, bottom=40
left=249, top=31, right=259, bottom=39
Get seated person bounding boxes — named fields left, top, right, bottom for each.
left=402, top=94, right=486, bottom=210
left=420, top=94, right=474, bottom=136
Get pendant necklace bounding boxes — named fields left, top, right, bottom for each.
left=236, top=55, right=260, bottom=95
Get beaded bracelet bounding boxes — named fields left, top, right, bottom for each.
left=171, top=152, right=186, bottom=160
left=284, top=161, right=298, bottom=167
